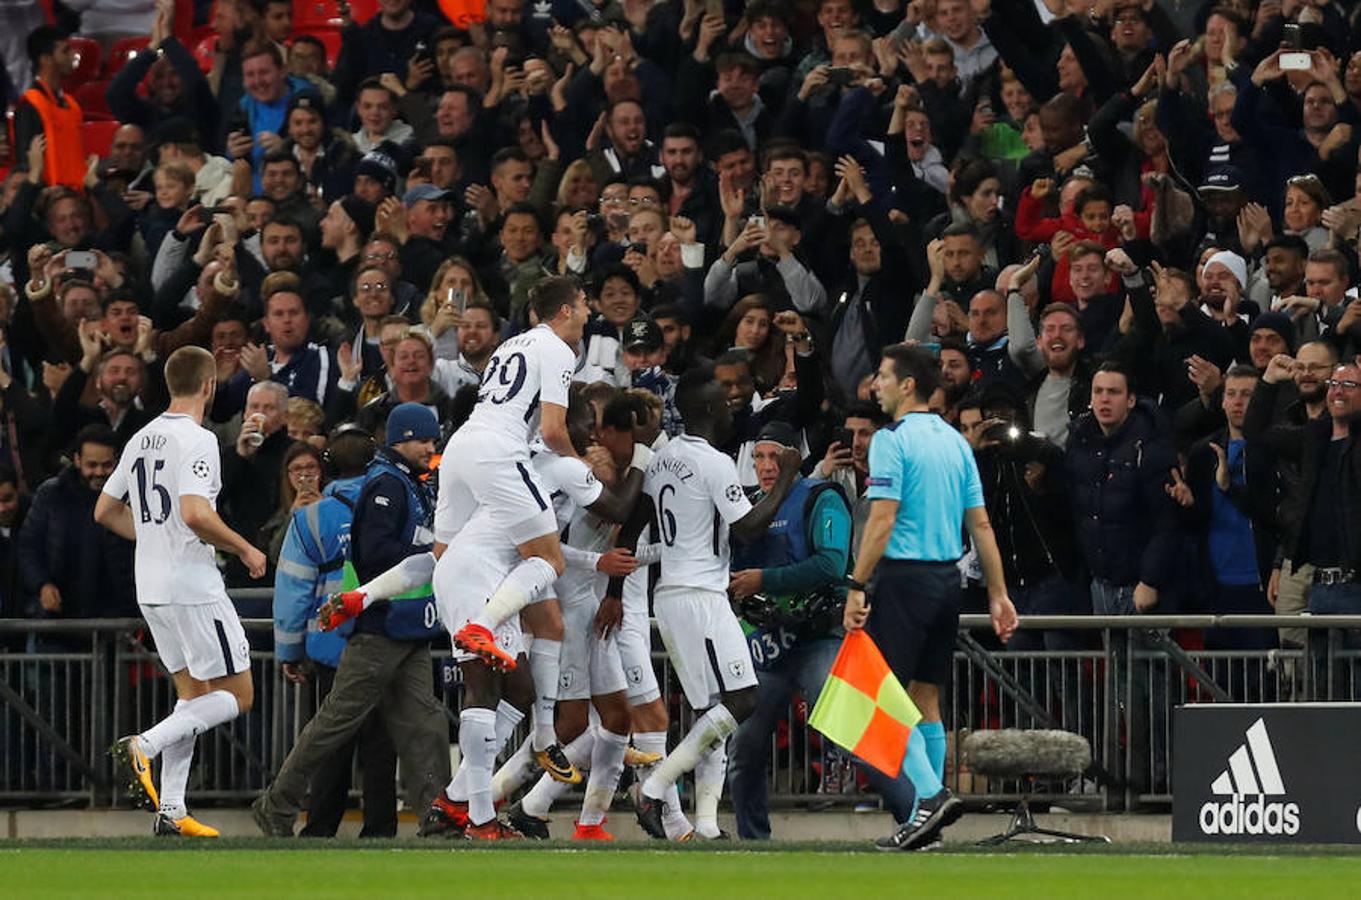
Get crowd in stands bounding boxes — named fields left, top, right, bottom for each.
left=6, top=0, right=1361, bottom=755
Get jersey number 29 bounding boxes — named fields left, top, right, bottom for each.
left=480, top=351, right=526, bottom=404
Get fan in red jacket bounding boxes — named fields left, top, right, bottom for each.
left=1015, top=179, right=1149, bottom=304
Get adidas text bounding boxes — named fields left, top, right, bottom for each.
left=1198, top=795, right=1300, bottom=836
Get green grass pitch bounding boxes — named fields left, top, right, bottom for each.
left=3, top=841, right=1361, bottom=899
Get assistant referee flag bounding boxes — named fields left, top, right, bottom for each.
left=809, top=630, right=922, bottom=776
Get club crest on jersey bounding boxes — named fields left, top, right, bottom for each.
left=191, top=459, right=211, bottom=479
left=724, top=484, right=743, bottom=503
left=627, top=665, right=643, bottom=684
left=560, top=370, right=572, bottom=388
left=728, top=659, right=746, bottom=679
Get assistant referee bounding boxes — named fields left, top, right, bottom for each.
left=843, top=343, right=1017, bottom=851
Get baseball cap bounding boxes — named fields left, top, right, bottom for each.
left=1199, top=164, right=1244, bottom=193
left=286, top=89, right=325, bottom=120
left=754, top=420, right=800, bottom=451
left=403, top=184, right=454, bottom=208
left=623, top=315, right=663, bottom=352
left=385, top=402, right=439, bottom=446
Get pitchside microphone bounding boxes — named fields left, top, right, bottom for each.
left=963, top=729, right=1092, bottom=779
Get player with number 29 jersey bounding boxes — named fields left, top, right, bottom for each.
left=461, top=324, right=576, bottom=450
left=102, top=414, right=227, bottom=606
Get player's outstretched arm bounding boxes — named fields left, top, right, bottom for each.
left=181, top=494, right=267, bottom=578
left=94, top=493, right=137, bottom=541
left=586, top=443, right=651, bottom=523
left=596, top=494, right=655, bottom=638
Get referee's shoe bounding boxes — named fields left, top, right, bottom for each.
left=875, top=789, right=963, bottom=851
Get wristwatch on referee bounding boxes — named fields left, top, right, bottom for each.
left=846, top=577, right=867, bottom=592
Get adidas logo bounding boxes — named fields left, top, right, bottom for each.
left=1199, top=718, right=1300, bottom=836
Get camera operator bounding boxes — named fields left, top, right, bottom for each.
left=725, top=421, right=913, bottom=839
left=957, top=386, right=1085, bottom=728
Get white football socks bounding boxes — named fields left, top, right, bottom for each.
left=579, top=727, right=628, bottom=827
left=156, top=700, right=195, bottom=820
left=451, top=700, right=524, bottom=803
left=693, top=741, right=728, bottom=838
left=529, top=639, right=561, bottom=752
left=632, top=730, right=692, bottom=839
left=491, top=734, right=536, bottom=803
left=139, top=691, right=240, bottom=758
left=641, top=704, right=738, bottom=801
left=355, top=552, right=436, bottom=604
left=520, top=730, right=594, bottom=818
left=458, top=707, right=499, bottom=825
left=472, top=557, right=558, bottom=631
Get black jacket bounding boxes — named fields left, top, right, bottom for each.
left=1064, top=401, right=1180, bottom=591
left=1241, top=378, right=1318, bottom=567
left=18, top=467, right=136, bottom=619
left=975, top=436, right=1082, bottom=588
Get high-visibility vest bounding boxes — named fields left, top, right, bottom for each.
left=22, top=80, right=84, bottom=190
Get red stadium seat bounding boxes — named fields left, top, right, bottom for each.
left=192, top=35, right=218, bottom=74
left=294, top=0, right=377, bottom=27
left=66, top=37, right=103, bottom=89
left=106, top=36, right=152, bottom=76
left=74, top=80, right=112, bottom=119
left=83, top=119, right=120, bottom=158
left=295, top=27, right=342, bottom=68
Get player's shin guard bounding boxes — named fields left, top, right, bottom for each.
left=459, top=707, right=500, bottom=825
left=693, top=740, right=728, bottom=838
left=472, top=557, right=558, bottom=632
left=157, top=701, right=195, bottom=820
left=528, top=639, right=561, bottom=752
left=919, top=721, right=946, bottom=781
left=520, top=730, right=594, bottom=818
left=641, top=704, right=738, bottom=800
left=139, top=691, right=240, bottom=758
left=579, top=727, right=628, bottom=827
left=901, top=726, right=943, bottom=798
left=355, top=552, right=436, bottom=602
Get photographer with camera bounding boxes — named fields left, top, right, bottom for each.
left=725, top=421, right=913, bottom=838
left=957, top=385, right=1085, bottom=728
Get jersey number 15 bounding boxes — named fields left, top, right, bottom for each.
left=132, top=457, right=171, bottom=524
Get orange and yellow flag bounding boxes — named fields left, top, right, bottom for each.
left=809, top=630, right=921, bottom=777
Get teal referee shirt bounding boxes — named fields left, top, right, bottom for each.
left=865, top=412, right=984, bottom=562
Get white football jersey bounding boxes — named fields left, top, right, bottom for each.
left=534, top=451, right=604, bottom=537
left=102, top=413, right=227, bottom=605
left=644, top=434, right=753, bottom=594
left=461, top=324, right=575, bottom=447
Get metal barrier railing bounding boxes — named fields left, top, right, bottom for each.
left=5, top=611, right=1361, bottom=813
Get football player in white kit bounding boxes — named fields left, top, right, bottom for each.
left=95, top=346, right=268, bottom=837
left=618, top=367, right=801, bottom=840
left=416, top=389, right=648, bottom=839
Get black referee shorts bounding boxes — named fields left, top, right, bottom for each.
left=865, top=560, right=961, bottom=687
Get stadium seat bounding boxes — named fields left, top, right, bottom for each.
left=106, top=36, right=151, bottom=76
left=83, top=119, right=120, bottom=158
left=192, top=35, right=217, bottom=74
left=294, top=0, right=377, bottom=27
left=296, top=27, right=342, bottom=68
left=66, top=37, right=103, bottom=89
left=73, top=81, right=112, bottom=119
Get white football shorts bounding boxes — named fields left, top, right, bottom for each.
left=653, top=585, right=756, bottom=711
left=141, top=597, right=250, bottom=681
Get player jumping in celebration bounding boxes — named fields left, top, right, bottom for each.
left=327, top=276, right=591, bottom=781
left=617, top=367, right=802, bottom=840
left=95, top=346, right=267, bottom=837
left=844, top=344, right=1017, bottom=851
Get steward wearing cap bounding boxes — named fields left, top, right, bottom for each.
left=351, top=403, right=444, bottom=643
left=725, top=420, right=915, bottom=837
left=253, top=402, right=450, bottom=836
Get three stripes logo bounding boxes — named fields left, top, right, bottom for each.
left=1199, top=718, right=1301, bottom=836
